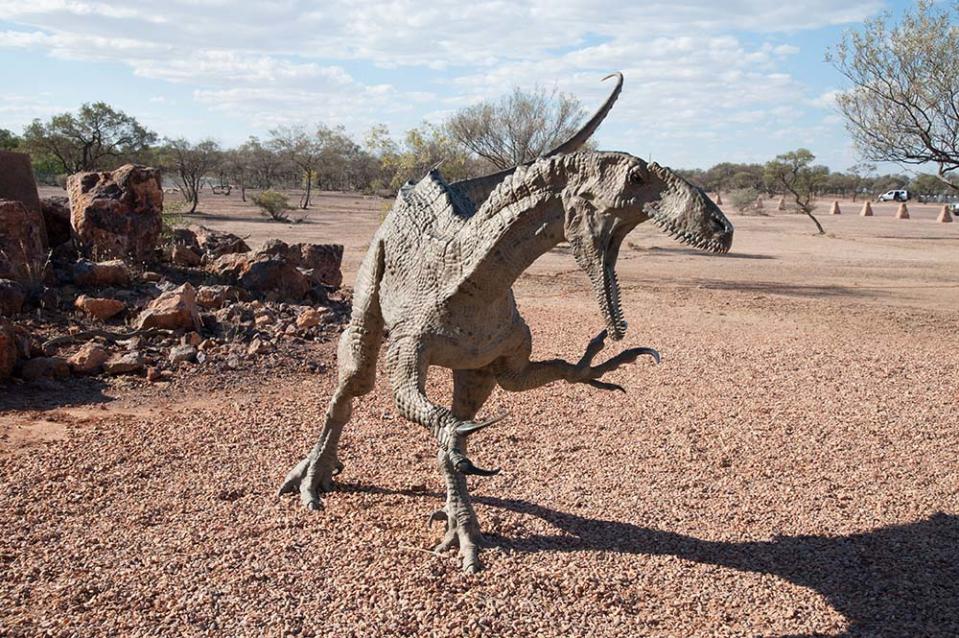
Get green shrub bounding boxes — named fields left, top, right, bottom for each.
left=252, top=190, right=293, bottom=221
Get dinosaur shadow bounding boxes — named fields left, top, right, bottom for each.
left=475, top=496, right=959, bottom=638
left=339, top=484, right=958, bottom=637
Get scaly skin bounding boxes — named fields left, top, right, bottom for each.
left=278, top=74, right=734, bottom=573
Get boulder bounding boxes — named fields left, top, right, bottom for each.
left=67, top=342, right=110, bottom=375
left=67, top=164, right=163, bottom=261
left=195, top=284, right=244, bottom=309
left=0, top=319, right=18, bottom=380
left=40, top=196, right=72, bottom=247
left=0, top=151, right=42, bottom=219
left=209, top=253, right=310, bottom=301
left=168, top=344, right=197, bottom=364
left=0, top=279, right=26, bottom=316
left=296, top=307, right=330, bottom=329
left=72, top=259, right=131, bottom=287
left=259, top=240, right=343, bottom=288
left=188, top=224, right=250, bottom=259
left=103, top=351, right=144, bottom=375
left=169, top=227, right=201, bottom=252
left=136, top=282, right=201, bottom=331
left=171, top=244, right=202, bottom=267
left=74, top=294, right=125, bottom=320
left=20, top=356, right=70, bottom=382
left=0, top=199, right=48, bottom=284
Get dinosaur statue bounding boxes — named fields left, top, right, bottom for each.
left=278, top=73, right=734, bottom=572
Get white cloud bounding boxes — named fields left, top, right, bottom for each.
left=0, top=0, right=884, bottom=165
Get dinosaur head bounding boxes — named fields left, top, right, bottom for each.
left=562, top=152, right=733, bottom=341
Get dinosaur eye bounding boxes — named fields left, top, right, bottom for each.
left=629, top=168, right=644, bottom=184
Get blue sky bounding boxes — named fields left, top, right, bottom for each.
left=0, top=0, right=922, bottom=171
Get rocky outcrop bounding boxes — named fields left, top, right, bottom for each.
left=196, top=285, right=245, bottom=310
left=72, top=259, right=132, bottom=287
left=136, top=282, right=201, bottom=331
left=0, top=199, right=48, bottom=285
left=41, top=196, right=72, bottom=247
left=67, top=164, right=163, bottom=261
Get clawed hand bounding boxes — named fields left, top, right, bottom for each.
left=573, top=329, right=660, bottom=393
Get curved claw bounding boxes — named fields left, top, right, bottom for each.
left=455, top=411, right=509, bottom=436
left=580, top=329, right=609, bottom=366
left=627, top=347, right=660, bottom=365
left=428, top=509, right=448, bottom=527
left=455, top=458, right=501, bottom=477
left=586, top=379, right=626, bottom=393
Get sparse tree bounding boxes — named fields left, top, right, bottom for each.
left=221, top=147, right=252, bottom=202
left=445, top=86, right=585, bottom=169
left=367, top=123, right=472, bottom=191
left=269, top=125, right=323, bottom=209
left=828, top=1, right=959, bottom=192
left=21, top=102, right=156, bottom=173
left=764, top=149, right=828, bottom=234
left=846, top=162, right=876, bottom=201
left=162, top=138, right=221, bottom=213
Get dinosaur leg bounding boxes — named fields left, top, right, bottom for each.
left=430, top=369, right=498, bottom=573
left=278, top=320, right=383, bottom=509
left=496, top=329, right=659, bottom=393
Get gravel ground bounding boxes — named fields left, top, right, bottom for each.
left=3, top=209, right=958, bottom=637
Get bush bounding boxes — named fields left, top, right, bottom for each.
left=729, top=188, right=763, bottom=214
left=252, top=190, right=293, bottom=222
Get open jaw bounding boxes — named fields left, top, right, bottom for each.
left=648, top=209, right=732, bottom=254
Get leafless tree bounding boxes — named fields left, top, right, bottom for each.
left=828, top=0, right=959, bottom=192
left=162, top=138, right=222, bottom=213
left=445, top=85, right=585, bottom=169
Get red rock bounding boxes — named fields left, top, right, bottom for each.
left=67, top=342, right=110, bottom=375
left=74, top=294, right=126, bottom=320
left=195, top=285, right=244, bottom=309
left=188, top=224, right=250, bottom=258
left=72, top=259, right=131, bottom=287
left=208, top=253, right=310, bottom=301
left=67, top=164, right=163, bottom=261
left=259, top=239, right=343, bottom=288
left=171, top=244, right=202, bottom=267
left=136, top=283, right=201, bottom=331
left=296, top=307, right=330, bottom=329
left=0, top=199, right=48, bottom=284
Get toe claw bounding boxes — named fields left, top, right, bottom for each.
left=586, top=379, right=626, bottom=393
left=455, top=411, right=508, bottom=436
left=306, top=499, right=323, bottom=511
left=428, top=509, right=448, bottom=527
left=455, top=458, right=501, bottom=477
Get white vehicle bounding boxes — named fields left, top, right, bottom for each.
left=878, top=189, right=910, bottom=202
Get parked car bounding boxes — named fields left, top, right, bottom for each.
left=878, top=189, right=910, bottom=202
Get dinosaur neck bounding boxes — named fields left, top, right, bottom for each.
left=460, top=158, right=570, bottom=296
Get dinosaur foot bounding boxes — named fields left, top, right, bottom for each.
left=576, top=329, right=660, bottom=392
left=429, top=508, right=487, bottom=573
left=277, top=456, right=344, bottom=509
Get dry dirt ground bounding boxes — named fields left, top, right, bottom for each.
left=3, top=189, right=959, bottom=636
